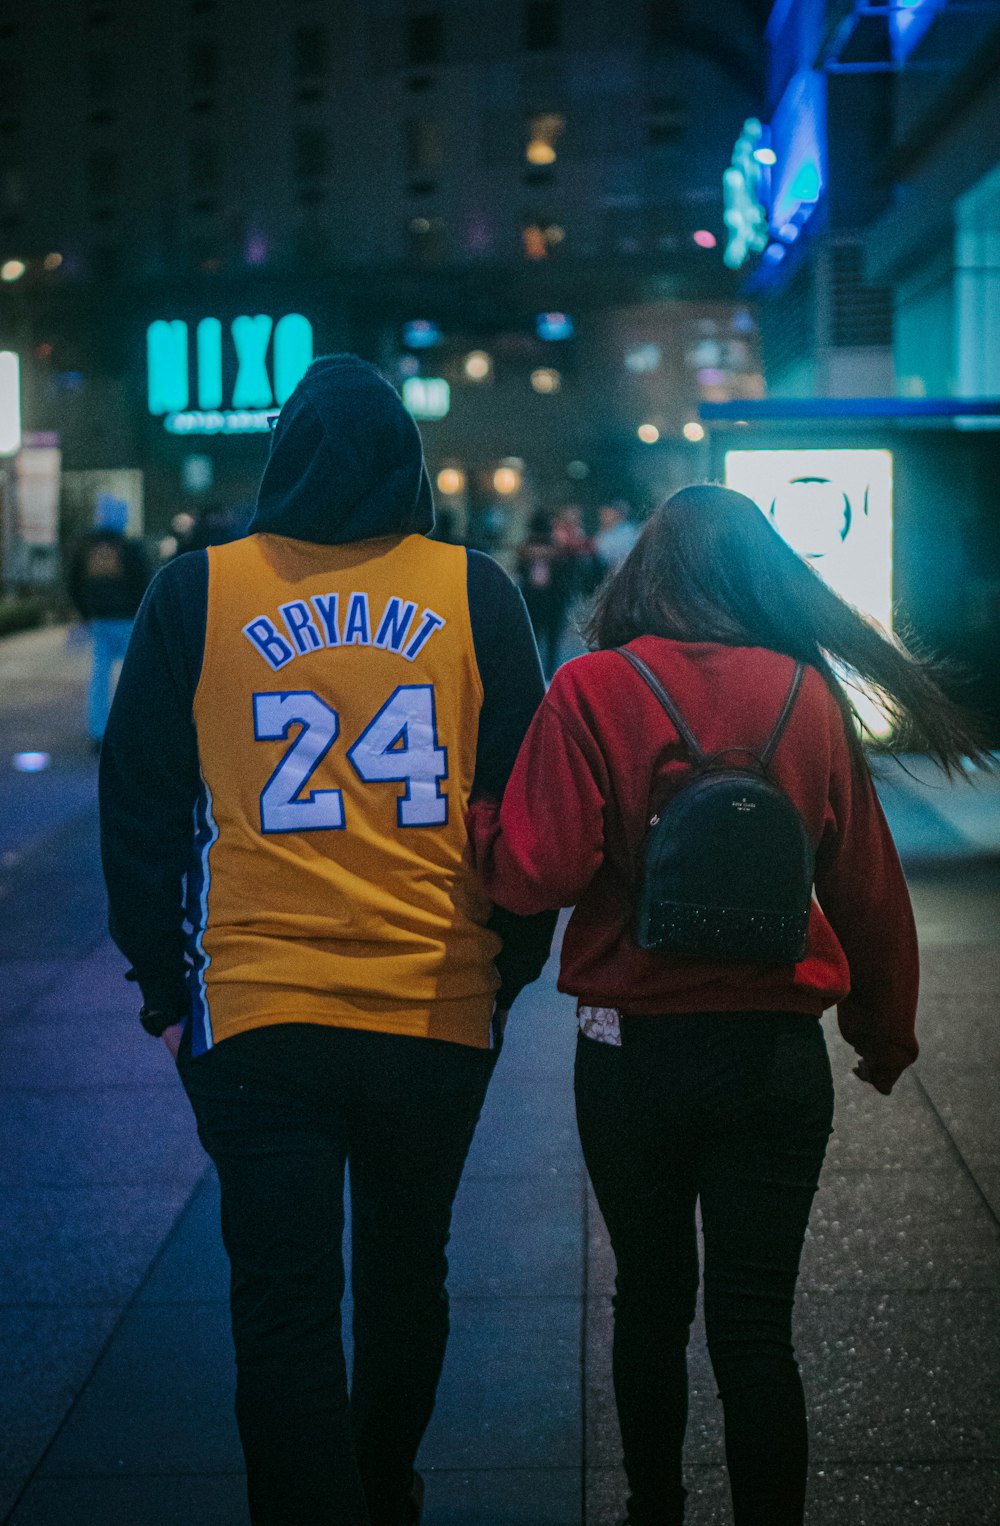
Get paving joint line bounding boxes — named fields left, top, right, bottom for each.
left=0, top=1161, right=215, bottom=1526
left=909, top=1070, right=1000, bottom=1230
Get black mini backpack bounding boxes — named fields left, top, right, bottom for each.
left=617, top=647, right=816, bottom=964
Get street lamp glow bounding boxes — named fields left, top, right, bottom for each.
left=43, top=252, right=63, bottom=271
left=436, top=467, right=466, bottom=495
left=683, top=421, right=705, bottom=442
left=692, top=230, right=717, bottom=250
left=12, top=752, right=51, bottom=772
left=637, top=423, right=660, bottom=443
left=464, top=350, right=492, bottom=381
left=530, top=367, right=561, bottom=394
left=0, top=351, right=21, bottom=455
left=493, top=466, right=521, bottom=495
left=526, top=140, right=557, bottom=165
left=1, top=259, right=25, bottom=282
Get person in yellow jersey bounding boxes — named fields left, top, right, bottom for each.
left=99, top=355, right=556, bottom=1526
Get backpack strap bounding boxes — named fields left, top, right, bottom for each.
left=617, top=648, right=805, bottom=772
left=759, top=662, right=806, bottom=768
left=615, top=648, right=706, bottom=764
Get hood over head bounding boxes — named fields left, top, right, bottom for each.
left=250, top=354, right=435, bottom=545
left=94, top=493, right=129, bottom=533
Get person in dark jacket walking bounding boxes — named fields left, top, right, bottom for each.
left=468, top=485, right=990, bottom=1526
left=99, top=356, right=555, bottom=1526
left=66, top=493, right=150, bottom=747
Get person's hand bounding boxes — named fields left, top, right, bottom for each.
left=161, top=1022, right=186, bottom=1061
left=490, top=1006, right=510, bottom=1051
left=853, top=1058, right=893, bottom=1095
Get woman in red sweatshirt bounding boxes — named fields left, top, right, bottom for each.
left=468, top=485, right=988, bottom=1526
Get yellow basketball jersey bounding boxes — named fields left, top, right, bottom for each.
left=188, top=531, right=499, bottom=1052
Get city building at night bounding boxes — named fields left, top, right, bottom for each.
left=0, top=0, right=771, bottom=566
left=706, top=0, right=1000, bottom=733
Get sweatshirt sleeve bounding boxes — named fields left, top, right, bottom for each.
left=98, top=551, right=208, bottom=1019
left=466, top=549, right=557, bottom=1006
left=813, top=718, right=920, bottom=1094
left=467, top=669, right=609, bottom=915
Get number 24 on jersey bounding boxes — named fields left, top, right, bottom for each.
left=252, top=684, right=448, bottom=834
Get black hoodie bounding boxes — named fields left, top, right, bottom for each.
left=99, top=354, right=554, bottom=1025
left=252, top=354, right=435, bottom=544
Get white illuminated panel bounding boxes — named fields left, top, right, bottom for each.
left=725, top=449, right=893, bottom=735
left=402, top=376, right=450, bottom=420
left=0, top=350, right=21, bottom=456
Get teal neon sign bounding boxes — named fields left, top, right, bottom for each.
left=147, top=314, right=313, bottom=426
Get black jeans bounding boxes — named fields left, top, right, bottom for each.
left=178, top=1022, right=497, bottom=1526
left=575, top=1013, right=834, bottom=1526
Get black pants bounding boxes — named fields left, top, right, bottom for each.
left=575, top=1013, right=834, bottom=1526
left=178, top=1022, right=496, bottom=1526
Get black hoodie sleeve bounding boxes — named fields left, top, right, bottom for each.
left=98, top=551, right=208, bottom=1018
left=466, top=550, right=557, bottom=1007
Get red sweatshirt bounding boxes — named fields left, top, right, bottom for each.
left=467, top=637, right=919, bottom=1094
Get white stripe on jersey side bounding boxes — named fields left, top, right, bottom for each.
left=191, top=774, right=220, bottom=1054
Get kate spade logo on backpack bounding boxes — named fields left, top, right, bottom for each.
left=732, top=797, right=756, bottom=812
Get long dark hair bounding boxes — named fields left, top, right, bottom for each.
left=585, top=484, right=990, bottom=777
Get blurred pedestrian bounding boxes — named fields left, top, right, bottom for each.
left=66, top=493, right=150, bottom=751
left=469, top=485, right=990, bottom=1526
left=594, top=499, right=640, bottom=576
left=99, top=355, right=555, bottom=1526
left=517, top=510, right=562, bottom=677
left=176, top=499, right=249, bottom=553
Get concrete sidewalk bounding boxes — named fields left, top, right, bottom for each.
left=1, top=627, right=998, bottom=1525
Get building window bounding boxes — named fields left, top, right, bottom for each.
left=525, top=112, right=564, bottom=166
left=88, top=147, right=119, bottom=213
left=602, top=207, right=644, bottom=255
left=645, top=0, right=683, bottom=52
left=188, top=137, right=220, bottom=205
left=1, top=167, right=23, bottom=214
left=86, top=48, right=117, bottom=104
left=647, top=96, right=687, bottom=147
left=521, top=218, right=565, bottom=260
left=408, top=215, right=447, bottom=265
left=406, top=12, right=444, bottom=69
left=0, top=60, right=23, bottom=128
left=295, top=126, right=329, bottom=179
left=294, top=24, right=329, bottom=79
left=523, top=1, right=561, bottom=51
left=91, top=244, right=121, bottom=281
left=189, top=38, right=219, bottom=100
left=294, top=223, right=332, bottom=267
left=406, top=117, right=443, bottom=183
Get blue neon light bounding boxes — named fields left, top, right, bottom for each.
left=197, top=318, right=223, bottom=410
left=769, top=70, right=825, bottom=231
left=231, top=315, right=274, bottom=408
left=403, top=320, right=442, bottom=349
left=147, top=320, right=189, bottom=414
left=273, top=313, right=314, bottom=405
left=701, top=397, right=1000, bottom=422
left=536, top=312, right=574, bottom=341
left=891, top=0, right=944, bottom=61
left=147, top=315, right=314, bottom=425
left=165, top=410, right=273, bottom=434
